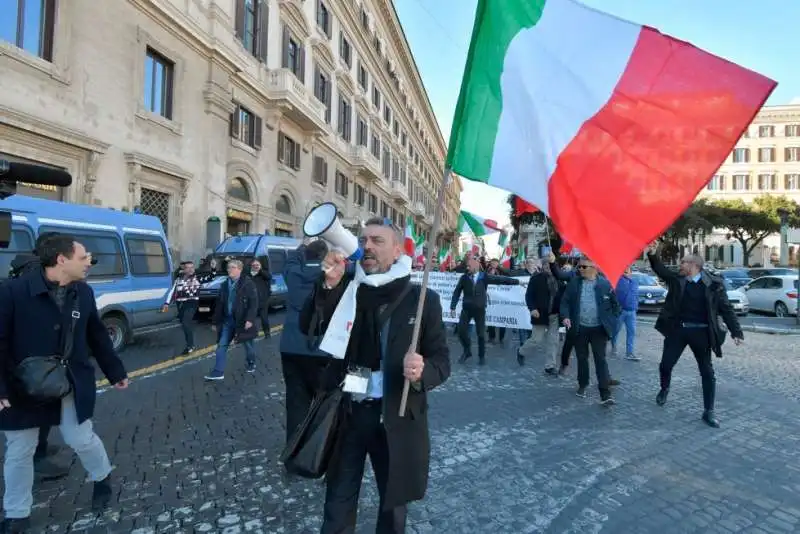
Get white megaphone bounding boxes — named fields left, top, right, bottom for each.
left=303, top=202, right=364, bottom=261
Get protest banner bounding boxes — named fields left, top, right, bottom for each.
left=410, top=272, right=532, bottom=330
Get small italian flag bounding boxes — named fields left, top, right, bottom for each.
left=447, top=0, right=776, bottom=283
left=458, top=210, right=500, bottom=238
left=414, top=234, right=425, bottom=264
left=498, top=232, right=512, bottom=268
left=403, top=216, right=416, bottom=257
left=438, top=247, right=453, bottom=271
left=515, top=246, right=526, bottom=265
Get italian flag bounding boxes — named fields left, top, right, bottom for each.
left=458, top=210, right=500, bottom=237
left=515, top=245, right=526, bottom=265
left=403, top=216, right=416, bottom=257
left=447, top=0, right=776, bottom=282
left=414, top=234, right=425, bottom=264
left=438, top=247, right=453, bottom=271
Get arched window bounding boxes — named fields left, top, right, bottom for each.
left=275, top=194, right=292, bottom=215
left=227, top=178, right=251, bottom=202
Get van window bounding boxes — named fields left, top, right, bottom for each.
left=67, top=232, right=125, bottom=278
left=267, top=249, right=287, bottom=275
left=0, top=229, right=34, bottom=279
left=126, top=237, right=169, bottom=275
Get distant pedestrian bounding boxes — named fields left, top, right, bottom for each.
left=162, top=261, right=214, bottom=354
left=612, top=266, right=640, bottom=360
left=247, top=259, right=272, bottom=338
left=518, top=259, right=560, bottom=370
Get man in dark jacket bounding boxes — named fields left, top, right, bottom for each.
left=518, top=259, right=560, bottom=369
left=247, top=259, right=272, bottom=338
left=299, top=217, right=450, bottom=533
left=162, top=260, right=216, bottom=354
left=204, top=259, right=259, bottom=380
left=0, top=235, right=129, bottom=532
left=450, top=255, right=520, bottom=365
left=646, top=244, right=743, bottom=428
left=279, top=240, right=344, bottom=444
left=560, top=255, right=620, bottom=405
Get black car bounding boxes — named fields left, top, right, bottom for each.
left=629, top=272, right=667, bottom=313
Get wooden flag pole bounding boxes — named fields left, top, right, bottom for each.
left=399, top=167, right=452, bottom=417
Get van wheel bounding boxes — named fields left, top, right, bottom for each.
left=103, top=316, right=129, bottom=353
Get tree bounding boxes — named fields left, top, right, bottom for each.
left=658, top=200, right=715, bottom=263
left=506, top=194, right=563, bottom=252
left=707, top=195, right=800, bottom=267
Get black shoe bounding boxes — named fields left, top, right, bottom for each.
left=656, top=388, right=669, bottom=406
left=246, top=362, right=256, bottom=373
left=478, top=357, right=486, bottom=366
left=0, top=517, right=30, bottom=534
left=516, top=351, right=525, bottom=366
left=576, top=387, right=587, bottom=398
left=702, top=411, right=720, bottom=428
left=544, top=367, right=557, bottom=375
left=91, top=475, right=113, bottom=511
left=181, top=346, right=195, bottom=355
left=458, top=353, right=471, bottom=364
left=599, top=393, right=615, bottom=406
left=557, top=366, right=568, bottom=377
left=34, top=457, right=70, bottom=481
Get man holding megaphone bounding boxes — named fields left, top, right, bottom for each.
left=298, top=209, right=450, bottom=533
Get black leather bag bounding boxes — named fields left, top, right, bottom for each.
left=280, top=387, right=344, bottom=479
left=12, top=295, right=79, bottom=404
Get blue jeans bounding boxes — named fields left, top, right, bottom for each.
left=612, top=309, right=637, bottom=355
left=214, top=318, right=256, bottom=372
left=518, top=328, right=531, bottom=345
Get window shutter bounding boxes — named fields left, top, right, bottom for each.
left=313, top=65, right=320, bottom=99
left=229, top=109, right=240, bottom=138
left=235, top=0, right=246, bottom=39
left=325, top=86, right=331, bottom=124
left=254, top=116, right=263, bottom=149
left=785, top=147, right=791, bottom=161
left=281, top=26, right=290, bottom=68
left=277, top=133, right=285, bottom=163
left=745, top=175, right=750, bottom=190
left=745, top=148, right=750, bottom=162
left=298, top=45, right=306, bottom=82
left=258, top=0, right=269, bottom=63
left=294, top=141, right=301, bottom=170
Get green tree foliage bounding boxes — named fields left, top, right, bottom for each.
left=506, top=194, right=562, bottom=252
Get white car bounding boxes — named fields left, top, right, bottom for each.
left=741, top=275, right=799, bottom=317
left=722, top=279, right=750, bottom=316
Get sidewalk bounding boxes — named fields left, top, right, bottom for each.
left=11, top=327, right=800, bottom=532
left=637, top=313, right=800, bottom=335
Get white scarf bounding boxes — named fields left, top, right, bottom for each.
left=319, top=255, right=412, bottom=359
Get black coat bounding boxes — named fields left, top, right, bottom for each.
left=647, top=253, right=743, bottom=356
left=0, top=270, right=127, bottom=431
left=300, top=275, right=450, bottom=509
left=213, top=276, right=259, bottom=342
left=248, top=269, right=272, bottom=313
left=525, top=272, right=558, bottom=325
left=450, top=272, right=519, bottom=310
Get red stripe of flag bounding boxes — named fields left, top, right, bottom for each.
left=514, top=196, right=539, bottom=217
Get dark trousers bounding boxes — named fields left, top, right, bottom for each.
left=34, top=426, right=50, bottom=460
left=659, top=327, right=715, bottom=411
left=458, top=306, right=487, bottom=360
left=487, top=326, right=505, bottom=342
left=258, top=307, right=271, bottom=337
left=280, top=354, right=342, bottom=443
left=560, top=328, right=575, bottom=368
left=322, top=400, right=406, bottom=534
left=574, top=326, right=611, bottom=397
left=177, top=301, right=198, bottom=348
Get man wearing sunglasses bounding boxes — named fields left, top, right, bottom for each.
left=646, top=243, right=743, bottom=428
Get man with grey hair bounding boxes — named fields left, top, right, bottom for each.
left=205, top=259, right=259, bottom=380
left=646, top=244, right=743, bottom=428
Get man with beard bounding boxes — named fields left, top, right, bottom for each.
left=300, top=217, right=450, bottom=534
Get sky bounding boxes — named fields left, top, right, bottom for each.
left=394, top=0, right=799, bottom=234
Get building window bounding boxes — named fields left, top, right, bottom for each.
left=357, top=62, right=368, bottom=91
left=276, top=194, right=293, bottom=215
left=282, top=26, right=305, bottom=82
left=372, top=86, right=381, bottom=110
left=143, top=48, right=175, bottom=119
left=383, top=104, right=391, bottom=125
left=380, top=201, right=389, bottom=218
left=354, top=184, right=365, bottom=206
left=732, top=174, right=749, bottom=191
left=316, top=0, right=331, bottom=38
left=356, top=115, right=368, bottom=147
left=360, top=7, right=369, bottom=30
left=368, top=193, right=378, bottom=213
left=707, top=175, right=724, bottom=191
left=401, top=131, right=407, bottom=148
left=785, top=174, right=800, bottom=190
left=230, top=104, right=262, bottom=149
left=732, top=148, right=750, bottom=163
left=235, top=0, right=268, bottom=61
left=757, top=174, right=776, bottom=191
left=278, top=132, right=301, bottom=170
left=127, top=237, right=169, bottom=275
left=339, top=32, right=352, bottom=68
left=784, top=147, right=800, bottom=163
left=391, top=157, right=399, bottom=181
left=371, top=134, right=381, bottom=159
left=139, top=188, right=171, bottom=237
left=338, top=97, right=352, bottom=142
left=785, top=125, right=800, bottom=137
left=1, top=0, right=56, bottom=61
left=393, top=119, right=399, bottom=137
left=382, top=146, right=391, bottom=177
left=758, top=147, right=775, bottom=163
left=335, top=171, right=349, bottom=197
left=313, top=64, right=332, bottom=123
left=400, top=164, right=407, bottom=185
left=758, top=125, right=775, bottom=138
left=312, top=155, right=328, bottom=186
left=227, top=178, right=251, bottom=203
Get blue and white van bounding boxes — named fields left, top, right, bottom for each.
left=197, top=234, right=301, bottom=314
left=0, top=195, right=174, bottom=352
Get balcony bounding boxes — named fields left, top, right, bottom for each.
left=390, top=181, right=409, bottom=204
left=266, top=69, right=328, bottom=133
left=349, top=146, right=381, bottom=182
left=412, top=201, right=425, bottom=217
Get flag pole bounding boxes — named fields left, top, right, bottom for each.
left=399, top=167, right=452, bottom=417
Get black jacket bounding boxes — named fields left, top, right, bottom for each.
left=213, top=276, right=260, bottom=342
left=450, top=271, right=519, bottom=310
left=0, top=269, right=127, bottom=431
left=647, top=253, right=742, bottom=356
left=248, top=269, right=272, bottom=312
left=300, top=274, right=450, bottom=509
left=525, top=272, right=559, bottom=325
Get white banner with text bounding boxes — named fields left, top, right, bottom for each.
left=410, top=272, right=532, bottom=330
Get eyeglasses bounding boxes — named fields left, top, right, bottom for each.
left=577, top=265, right=593, bottom=270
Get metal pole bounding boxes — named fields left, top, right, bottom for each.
left=399, top=167, right=452, bottom=417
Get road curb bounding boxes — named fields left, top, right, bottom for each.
left=636, top=318, right=799, bottom=336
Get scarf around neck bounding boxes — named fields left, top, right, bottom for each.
left=319, top=255, right=413, bottom=360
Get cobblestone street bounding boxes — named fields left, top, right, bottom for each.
left=18, top=325, right=800, bottom=533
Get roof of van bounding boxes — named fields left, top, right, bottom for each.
left=0, top=195, right=165, bottom=234
left=216, top=234, right=300, bottom=254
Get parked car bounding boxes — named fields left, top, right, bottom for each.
left=722, top=278, right=750, bottom=316
left=741, top=275, right=799, bottom=317
left=719, top=269, right=752, bottom=290
left=746, top=267, right=795, bottom=279
left=629, top=272, right=667, bottom=313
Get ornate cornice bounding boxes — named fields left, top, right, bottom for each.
left=0, top=105, right=110, bottom=153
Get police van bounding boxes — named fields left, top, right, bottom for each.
left=0, top=195, right=174, bottom=352
left=196, top=234, right=300, bottom=314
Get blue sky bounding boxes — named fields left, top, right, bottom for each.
left=394, top=0, right=798, bottom=228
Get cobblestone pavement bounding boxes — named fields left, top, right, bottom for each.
left=12, top=324, right=800, bottom=533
